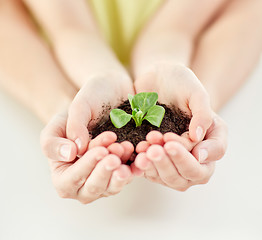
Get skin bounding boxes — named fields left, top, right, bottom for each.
left=40, top=113, right=136, bottom=203
left=131, top=0, right=261, bottom=188
left=0, top=0, right=261, bottom=202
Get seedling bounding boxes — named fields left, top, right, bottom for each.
left=110, top=92, right=165, bottom=128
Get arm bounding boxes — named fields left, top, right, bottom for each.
left=24, top=0, right=135, bottom=155
left=131, top=0, right=228, bottom=76
left=131, top=0, right=232, bottom=190
left=0, top=0, right=76, bottom=123
left=131, top=0, right=228, bottom=143
left=191, top=0, right=262, bottom=111
left=24, top=0, right=129, bottom=89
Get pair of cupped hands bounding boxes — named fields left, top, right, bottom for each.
left=41, top=64, right=227, bottom=204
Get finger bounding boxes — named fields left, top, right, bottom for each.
left=136, top=141, right=150, bottom=153
left=134, top=152, right=151, bottom=170
left=188, top=91, right=213, bottom=142
left=130, top=162, right=144, bottom=177
left=192, top=116, right=228, bottom=163
left=40, top=114, right=77, bottom=162
left=164, top=141, right=215, bottom=182
left=135, top=153, right=160, bottom=183
left=77, top=154, right=121, bottom=204
left=146, top=131, right=164, bottom=145
left=146, top=145, right=188, bottom=188
left=54, top=146, right=108, bottom=198
left=163, top=132, right=196, bottom=151
left=107, top=143, right=124, bottom=158
left=120, top=141, right=134, bottom=164
left=104, top=165, right=132, bottom=196
left=66, top=95, right=92, bottom=155
left=88, top=131, right=117, bottom=149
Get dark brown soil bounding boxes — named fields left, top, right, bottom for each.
left=90, top=100, right=190, bottom=149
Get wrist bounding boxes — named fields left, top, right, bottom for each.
left=132, top=29, right=193, bottom=78
left=52, top=31, right=128, bottom=88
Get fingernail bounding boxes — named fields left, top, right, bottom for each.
left=196, top=126, right=203, bottom=141
left=199, top=149, right=208, bottom=163
left=60, top=145, right=71, bottom=160
left=75, top=138, right=81, bottom=150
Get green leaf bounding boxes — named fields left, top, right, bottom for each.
left=144, top=105, right=165, bottom=127
left=128, top=94, right=134, bottom=110
left=132, top=92, right=158, bottom=114
left=110, top=109, right=132, bottom=128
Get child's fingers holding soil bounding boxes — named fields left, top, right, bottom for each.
left=146, top=145, right=188, bottom=189
left=103, top=165, right=133, bottom=196
left=135, top=152, right=162, bottom=184
left=146, top=131, right=164, bottom=145
left=52, top=146, right=108, bottom=199
left=107, top=143, right=125, bottom=158
left=164, top=141, right=215, bottom=183
left=163, top=132, right=196, bottom=151
left=120, top=141, right=134, bottom=163
left=136, top=141, right=150, bottom=153
left=130, top=163, right=144, bottom=177
left=77, top=154, right=121, bottom=204
left=88, top=131, right=117, bottom=149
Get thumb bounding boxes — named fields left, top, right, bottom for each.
left=40, top=113, right=77, bottom=162
left=188, top=91, right=213, bottom=142
left=66, top=96, right=91, bottom=156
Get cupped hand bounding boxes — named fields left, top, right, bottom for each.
left=134, top=63, right=213, bottom=143
left=66, top=71, right=135, bottom=155
left=133, top=63, right=227, bottom=190
left=133, top=112, right=227, bottom=190
left=40, top=113, right=135, bottom=204
left=134, top=130, right=214, bottom=191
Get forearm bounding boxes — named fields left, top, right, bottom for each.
left=51, top=30, right=129, bottom=88
left=0, top=1, right=77, bottom=123
left=191, top=0, right=262, bottom=111
left=24, top=0, right=130, bottom=88
left=131, top=0, right=227, bottom=78
left=132, top=30, right=193, bottom=77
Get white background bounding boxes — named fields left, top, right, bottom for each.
left=0, top=59, right=262, bottom=240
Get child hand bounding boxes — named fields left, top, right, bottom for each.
left=40, top=113, right=135, bottom=204
left=133, top=113, right=227, bottom=190
left=135, top=140, right=215, bottom=191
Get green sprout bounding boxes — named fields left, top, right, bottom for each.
left=110, top=92, right=165, bottom=128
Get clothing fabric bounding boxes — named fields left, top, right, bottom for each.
left=88, top=0, right=162, bottom=65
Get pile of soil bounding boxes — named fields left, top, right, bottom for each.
left=90, top=100, right=190, bottom=148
